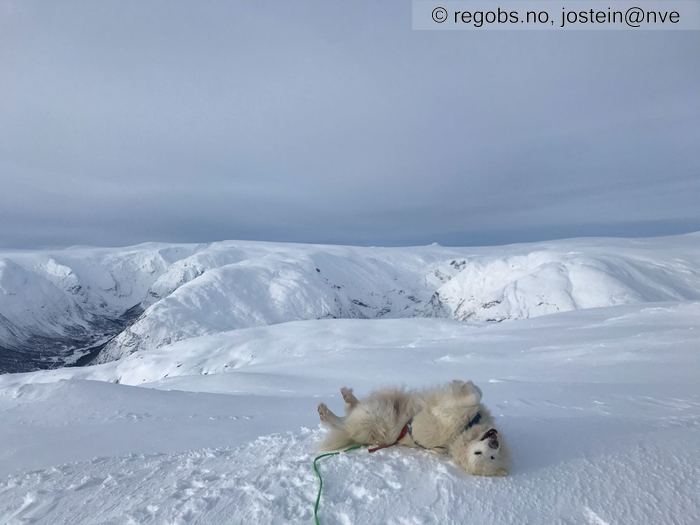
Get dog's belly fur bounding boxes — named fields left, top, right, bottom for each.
left=343, top=388, right=420, bottom=445
left=319, top=382, right=482, bottom=450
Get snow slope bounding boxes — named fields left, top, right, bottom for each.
left=2, top=233, right=700, bottom=370
left=1, top=301, right=699, bottom=523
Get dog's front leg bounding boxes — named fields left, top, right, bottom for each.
left=340, top=387, right=359, bottom=413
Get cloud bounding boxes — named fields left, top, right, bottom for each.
left=1, top=1, right=699, bottom=248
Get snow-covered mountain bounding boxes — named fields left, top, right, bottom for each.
left=0, top=244, right=200, bottom=371
left=1, top=233, right=700, bottom=371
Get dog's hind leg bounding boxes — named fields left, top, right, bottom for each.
left=341, top=387, right=359, bottom=413
left=318, top=403, right=345, bottom=430
left=318, top=402, right=355, bottom=451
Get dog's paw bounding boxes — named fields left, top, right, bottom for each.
left=318, top=403, right=330, bottom=421
left=340, top=387, right=355, bottom=403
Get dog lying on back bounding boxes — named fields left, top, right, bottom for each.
left=317, top=380, right=508, bottom=476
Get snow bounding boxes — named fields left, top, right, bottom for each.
left=4, top=426, right=696, bottom=525
left=2, top=233, right=700, bottom=370
left=1, top=294, right=699, bottom=523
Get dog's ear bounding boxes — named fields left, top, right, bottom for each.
left=456, top=380, right=482, bottom=405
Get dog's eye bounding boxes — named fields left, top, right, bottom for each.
left=490, top=456, right=495, bottom=460
left=474, top=451, right=482, bottom=455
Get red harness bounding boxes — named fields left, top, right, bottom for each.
left=367, top=423, right=410, bottom=453
left=366, top=411, right=481, bottom=453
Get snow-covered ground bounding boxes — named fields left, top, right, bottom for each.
left=1, top=299, right=699, bottom=523
left=1, top=234, right=699, bottom=523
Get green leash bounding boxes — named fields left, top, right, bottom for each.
left=312, top=444, right=364, bottom=525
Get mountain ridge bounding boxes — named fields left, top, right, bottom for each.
left=1, top=233, right=699, bottom=371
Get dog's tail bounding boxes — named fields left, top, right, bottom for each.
left=319, top=428, right=355, bottom=451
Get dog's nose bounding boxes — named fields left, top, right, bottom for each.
left=481, top=428, right=498, bottom=441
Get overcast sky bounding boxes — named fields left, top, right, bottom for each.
left=1, top=1, right=699, bottom=249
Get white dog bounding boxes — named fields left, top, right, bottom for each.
left=317, top=380, right=508, bottom=476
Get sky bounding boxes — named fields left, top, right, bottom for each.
left=1, top=1, right=699, bottom=249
